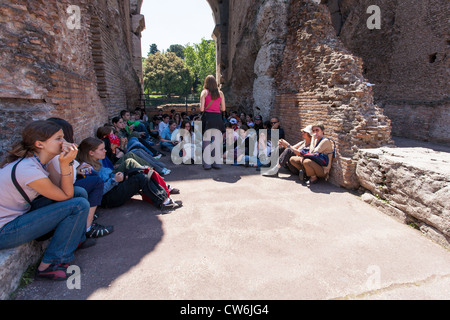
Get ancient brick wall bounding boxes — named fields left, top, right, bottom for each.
left=335, top=0, right=449, bottom=144
left=274, top=0, right=393, bottom=189
left=0, top=0, right=143, bottom=159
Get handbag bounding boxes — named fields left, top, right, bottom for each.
left=302, top=137, right=336, bottom=167
left=303, top=152, right=329, bottom=166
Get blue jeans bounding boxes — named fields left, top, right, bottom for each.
left=127, top=137, right=154, bottom=156
left=0, top=187, right=90, bottom=264
left=74, top=175, right=104, bottom=207
left=161, top=141, right=175, bottom=151
left=130, top=149, right=167, bottom=175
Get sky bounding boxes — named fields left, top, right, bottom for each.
left=140, top=0, right=216, bottom=57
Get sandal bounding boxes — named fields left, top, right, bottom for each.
left=86, top=223, right=114, bottom=238
left=35, top=263, right=69, bottom=281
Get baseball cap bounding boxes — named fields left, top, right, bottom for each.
left=255, top=115, right=262, bottom=120
left=301, top=125, right=313, bottom=135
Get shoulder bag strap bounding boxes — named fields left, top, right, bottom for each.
left=11, top=157, right=32, bottom=206
left=204, top=99, right=214, bottom=112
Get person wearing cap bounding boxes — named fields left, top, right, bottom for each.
left=253, top=115, right=264, bottom=133
left=229, top=118, right=239, bottom=131
left=262, top=124, right=313, bottom=177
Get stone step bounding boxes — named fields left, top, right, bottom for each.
left=356, top=137, right=450, bottom=248
left=0, top=241, right=47, bottom=300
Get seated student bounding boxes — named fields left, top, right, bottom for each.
left=229, top=118, right=239, bottom=131
left=239, top=112, right=247, bottom=126
left=253, top=115, right=264, bottom=135
left=111, top=116, right=161, bottom=158
left=292, top=122, right=334, bottom=185
left=120, top=109, right=152, bottom=142
left=262, top=125, right=313, bottom=178
left=181, top=112, right=189, bottom=122
left=268, top=117, right=285, bottom=140
left=231, top=125, right=258, bottom=167
left=77, top=137, right=182, bottom=210
left=189, top=106, right=198, bottom=119
left=228, top=110, right=239, bottom=122
left=158, top=114, right=170, bottom=138
left=175, top=120, right=203, bottom=164
left=148, top=115, right=162, bottom=141
left=46, top=118, right=113, bottom=238
left=160, top=120, right=179, bottom=152
left=0, top=120, right=91, bottom=281
left=173, top=112, right=182, bottom=129
left=246, top=114, right=255, bottom=128
left=222, top=122, right=239, bottom=163
left=97, top=125, right=170, bottom=176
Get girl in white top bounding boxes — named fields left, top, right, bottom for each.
left=0, top=120, right=90, bottom=281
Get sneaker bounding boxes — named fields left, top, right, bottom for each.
left=262, top=165, right=279, bottom=177
left=168, top=185, right=180, bottom=194
left=35, top=263, right=69, bottom=281
left=86, top=223, right=114, bottom=238
left=162, top=168, right=171, bottom=175
left=160, top=198, right=183, bottom=211
left=153, top=154, right=162, bottom=160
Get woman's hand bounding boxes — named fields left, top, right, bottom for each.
left=278, top=139, right=289, bottom=148
left=59, top=142, right=78, bottom=166
left=76, top=163, right=92, bottom=176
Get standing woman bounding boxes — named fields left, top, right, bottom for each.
left=0, top=121, right=90, bottom=280
left=200, top=75, right=226, bottom=169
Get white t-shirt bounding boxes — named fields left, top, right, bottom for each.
left=48, top=156, right=79, bottom=184
left=0, top=157, right=49, bottom=229
left=158, top=121, right=168, bottom=137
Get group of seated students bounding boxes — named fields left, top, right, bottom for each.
left=0, top=114, right=183, bottom=281
left=219, top=113, right=334, bottom=186
left=0, top=104, right=333, bottom=282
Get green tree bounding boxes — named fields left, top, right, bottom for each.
left=184, top=38, right=216, bottom=93
left=143, top=52, right=193, bottom=97
left=149, top=43, right=159, bottom=55
left=167, top=44, right=185, bottom=59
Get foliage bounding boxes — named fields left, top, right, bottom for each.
left=143, top=39, right=216, bottom=96
left=167, top=44, right=185, bottom=59
left=149, top=43, right=159, bottom=55
left=184, top=38, right=216, bottom=93
left=143, top=52, right=193, bottom=97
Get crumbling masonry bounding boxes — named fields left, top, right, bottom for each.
left=0, top=1, right=449, bottom=292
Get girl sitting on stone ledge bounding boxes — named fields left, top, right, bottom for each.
left=0, top=120, right=91, bottom=281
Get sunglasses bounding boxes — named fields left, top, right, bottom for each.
left=271, top=121, right=278, bottom=124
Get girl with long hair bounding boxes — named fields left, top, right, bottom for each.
left=200, top=75, right=226, bottom=169
left=46, top=118, right=113, bottom=239
left=0, top=120, right=90, bottom=281
left=77, top=138, right=182, bottom=210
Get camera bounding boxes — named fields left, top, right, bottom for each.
left=80, top=167, right=90, bottom=175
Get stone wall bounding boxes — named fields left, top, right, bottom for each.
left=0, top=0, right=143, bottom=158
left=333, top=0, right=449, bottom=144
left=274, top=0, right=393, bottom=189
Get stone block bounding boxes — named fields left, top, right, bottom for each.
left=356, top=146, right=450, bottom=248
left=0, top=241, right=47, bottom=300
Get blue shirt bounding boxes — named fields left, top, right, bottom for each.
left=161, top=126, right=176, bottom=141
